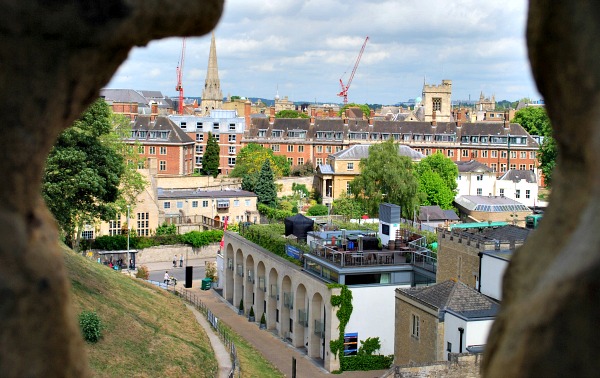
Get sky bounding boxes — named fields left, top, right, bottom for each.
left=106, top=0, right=540, bottom=106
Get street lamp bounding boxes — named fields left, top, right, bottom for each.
left=127, top=205, right=130, bottom=269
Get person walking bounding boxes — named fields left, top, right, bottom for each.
left=164, top=271, right=169, bottom=284
left=179, top=254, right=183, bottom=267
left=173, top=255, right=177, bottom=268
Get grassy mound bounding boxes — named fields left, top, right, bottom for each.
left=64, top=246, right=217, bottom=377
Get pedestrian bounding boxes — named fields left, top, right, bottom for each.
left=173, top=255, right=177, bottom=268
left=179, top=254, right=183, bottom=267
left=164, top=271, right=169, bottom=284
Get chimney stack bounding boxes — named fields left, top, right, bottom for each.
left=244, top=100, right=251, bottom=130
left=503, top=110, right=509, bottom=129
left=457, top=110, right=463, bottom=127
left=431, top=110, right=437, bottom=126
left=269, top=106, right=275, bottom=123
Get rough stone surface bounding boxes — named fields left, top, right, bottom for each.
left=483, top=1, right=600, bottom=377
left=0, top=1, right=223, bottom=376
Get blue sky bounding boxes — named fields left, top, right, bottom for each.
left=107, top=0, right=540, bottom=105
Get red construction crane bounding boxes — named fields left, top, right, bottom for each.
left=175, top=38, right=186, bottom=114
left=338, top=36, right=369, bottom=105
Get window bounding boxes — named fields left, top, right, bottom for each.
left=501, top=151, right=507, bottom=158
left=81, top=230, right=94, bottom=239
left=196, top=122, right=203, bottom=130
left=482, top=150, right=488, bottom=158
left=510, top=164, right=516, bottom=170
left=192, top=200, right=198, bottom=208
left=347, top=162, right=354, bottom=171
left=526, top=190, right=531, bottom=199
left=326, top=146, right=332, bottom=153
left=462, top=149, right=469, bottom=157
left=411, top=314, right=420, bottom=339
left=213, top=134, right=219, bottom=141
left=159, top=160, right=166, bottom=171
left=160, top=146, right=167, bottom=155
left=196, top=156, right=203, bottom=165
left=149, top=146, right=156, bottom=155
left=109, top=220, right=121, bottom=236
left=382, top=224, right=390, bottom=236
left=476, top=175, right=483, bottom=181
left=272, top=130, right=282, bottom=138
left=477, top=188, right=482, bottom=195
left=234, top=200, right=239, bottom=207
left=258, top=130, right=266, bottom=137
left=346, top=182, right=351, bottom=195
left=138, top=145, right=144, bottom=154
left=471, top=150, right=478, bottom=158
left=516, top=189, right=521, bottom=198
left=317, top=145, right=323, bottom=153
left=228, top=146, right=236, bottom=154
left=213, top=123, right=219, bottom=131
left=530, top=151, right=537, bottom=159
left=500, top=188, right=505, bottom=197
left=511, top=151, right=517, bottom=159
left=520, top=151, right=527, bottom=159
left=298, top=145, right=304, bottom=152
left=491, top=163, right=498, bottom=172
left=297, top=157, right=304, bottom=165
left=287, top=157, right=293, bottom=164
left=447, top=149, right=454, bottom=157
left=432, top=97, right=442, bottom=112
left=229, top=123, right=236, bottom=131
left=519, top=164, right=526, bottom=170
left=228, top=134, right=236, bottom=143
left=196, top=145, right=204, bottom=154
left=137, top=212, right=149, bottom=236
left=177, top=201, right=183, bottom=209
left=501, top=164, right=507, bottom=172
left=287, top=145, right=294, bottom=152
left=164, top=202, right=171, bottom=209
left=492, top=150, right=498, bottom=158
left=180, top=121, right=187, bottom=130
left=335, top=146, right=342, bottom=152
left=202, top=200, right=209, bottom=208
left=271, top=145, right=280, bottom=152
left=196, top=133, right=204, bottom=141
left=228, top=157, right=236, bottom=166
left=316, top=158, right=323, bottom=165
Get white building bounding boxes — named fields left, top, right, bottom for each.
left=495, top=170, right=539, bottom=208
left=456, top=160, right=496, bottom=197
left=479, top=250, right=512, bottom=301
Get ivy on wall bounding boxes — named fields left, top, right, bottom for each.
left=328, top=283, right=353, bottom=359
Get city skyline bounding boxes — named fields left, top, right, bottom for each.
left=107, top=0, right=540, bottom=105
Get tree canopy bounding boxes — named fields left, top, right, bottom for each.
left=338, top=103, right=371, bottom=118
left=202, top=131, right=220, bottom=177
left=230, top=143, right=290, bottom=178
left=332, top=192, right=365, bottom=219
left=42, top=98, right=125, bottom=248
left=254, top=159, right=278, bottom=207
left=350, top=139, right=422, bottom=218
left=539, top=136, right=557, bottom=187
left=415, top=153, right=458, bottom=209
left=512, top=107, right=551, bottom=136
left=275, top=110, right=308, bottom=119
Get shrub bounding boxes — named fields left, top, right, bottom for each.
left=155, top=222, right=177, bottom=236
left=249, top=306, right=255, bottom=317
left=79, top=310, right=103, bottom=343
left=135, top=265, right=150, bottom=279
left=239, top=299, right=244, bottom=312
left=307, top=204, right=329, bottom=216
left=260, top=313, right=266, bottom=325
left=340, top=354, right=393, bottom=371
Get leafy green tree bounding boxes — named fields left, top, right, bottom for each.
left=230, top=143, right=290, bottom=178
left=331, top=192, right=365, bottom=219
left=241, top=173, right=258, bottom=192
left=202, top=131, right=220, bottom=177
left=254, top=159, right=278, bottom=207
left=417, top=169, right=455, bottom=209
left=42, top=98, right=125, bottom=248
left=307, top=204, right=329, bottom=216
left=338, top=103, right=371, bottom=118
left=350, top=139, right=421, bottom=218
left=275, top=110, right=308, bottom=118
left=155, top=223, right=177, bottom=236
left=292, top=183, right=310, bottom=198
left=416, top=152, right=458, bottom=193
left=512, top=107, right=551, bottom=136
left=539, top=136, right=557, bottom=187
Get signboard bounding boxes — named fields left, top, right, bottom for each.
left=285, top=244, right=302, bottom=260
left=344, top=332, right=358, bottom=356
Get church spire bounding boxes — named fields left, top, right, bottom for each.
left=201, top=32, right=223, bottom=115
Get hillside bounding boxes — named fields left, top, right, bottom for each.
left=63, top=246, right=217, bottom=377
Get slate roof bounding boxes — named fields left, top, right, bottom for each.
left=329, top=144, right=425, bottom=161
left=129, top=116, right=194, bottom=145
left=317, top=164, right=334, bottom=174
left=498, top=169, right=537, bottom=183
left=418, top=206, right=459, bottom=221
left=101, top=89, right=147, bottom=104
left=158, top=188, right=257, bottom=200
left=455, top=195, right=531, bottom=212
left=451, top=224, right=532, bottom=244
left=399, top=280, right=500, bottom=319
left=456, top=160, right=492, bottom=173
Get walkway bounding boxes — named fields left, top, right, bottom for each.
left=185, top=286, right=388, bottom=378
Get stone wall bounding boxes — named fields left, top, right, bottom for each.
left=392, top=353, right=482, bottom=378
left=395, top=293, right=440, bottom=365
left=135, top=243, right=219, bottom=264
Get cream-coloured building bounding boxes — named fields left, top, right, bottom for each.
left=315, top=144, right=424, bottom=206
left=422, top=79, right=452, bottom=122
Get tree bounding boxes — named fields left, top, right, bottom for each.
left=307, top=204, right=328, bottom=216
left=202, top=131, right=220, bottom=177
left=512, top=107, right=551, bottom=136
left=415, top=152, right=458, bottom=209
left=254, top=159, right=278, bottom=207
left=331, top=192, right=365, bottom=219
left=42, top=98, right=125, bottom=248
left=230, top=143, right=290, bottom=178
left=350, top=139, right=422, bottom=218
left=275, top=110, right=308, bottom=118
left=539, top=136, right=557, bottom=187
left=338, top=103, right=371, bottom=118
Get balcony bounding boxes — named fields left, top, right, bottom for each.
left=314, top=319, right=324, bottom=337
left=298, top=309, right=308, bottom=327
left=283, top=292, right=293, bottom=309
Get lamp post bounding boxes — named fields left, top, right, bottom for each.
left=127, top=205, right=130, bottom=269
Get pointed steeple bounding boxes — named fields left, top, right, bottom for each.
left=201, top=32, right=223, bottom=115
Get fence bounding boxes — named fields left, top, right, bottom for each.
left=147, top=280, right=241, bottom=378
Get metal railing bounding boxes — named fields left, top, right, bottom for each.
left=147, top=280, right=241, bottom=378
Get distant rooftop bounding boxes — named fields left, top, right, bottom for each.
left=455, top=195, right=531, bottom=212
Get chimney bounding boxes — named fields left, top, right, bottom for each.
left=269, top=106, right=275, bottom=123
left=431, top=110, right=437, bottom=126
left=151, top=102, right=158, bottom=121
left=457, top=110, right=463, bottom=127
left=504, top=110, right=509, bottom=129
left=311, top=108, right=316, bottom=117
left=244, top=100, right=251, bottom=130
left=329, top=109, right=335, bottom=117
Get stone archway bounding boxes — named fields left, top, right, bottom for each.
left=0, top=2, right=223, bottom=376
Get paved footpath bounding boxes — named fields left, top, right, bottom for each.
left=183, top=286, right=388, bottom=378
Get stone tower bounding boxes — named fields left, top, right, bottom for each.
left=422, top=79, right=452, bottom=122
left=201, top=32, right=223, bottom=115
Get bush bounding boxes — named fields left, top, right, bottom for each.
left=239, top=223, right=305, bottom=266
left=249, top=306, right=255, bottom=317
left=155, top=222, right=177, bottom=236
left=260, top=313, right=266, bottom=325
left=340, top=354, right=393, bottom=371
left=135, top=265, right=150, bottom=279
left=307, top=204, right=329, bottom=216
left=79, top=310, right=103, bottom=343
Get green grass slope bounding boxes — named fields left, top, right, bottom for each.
left=64, top=246, right=218, bottom=377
